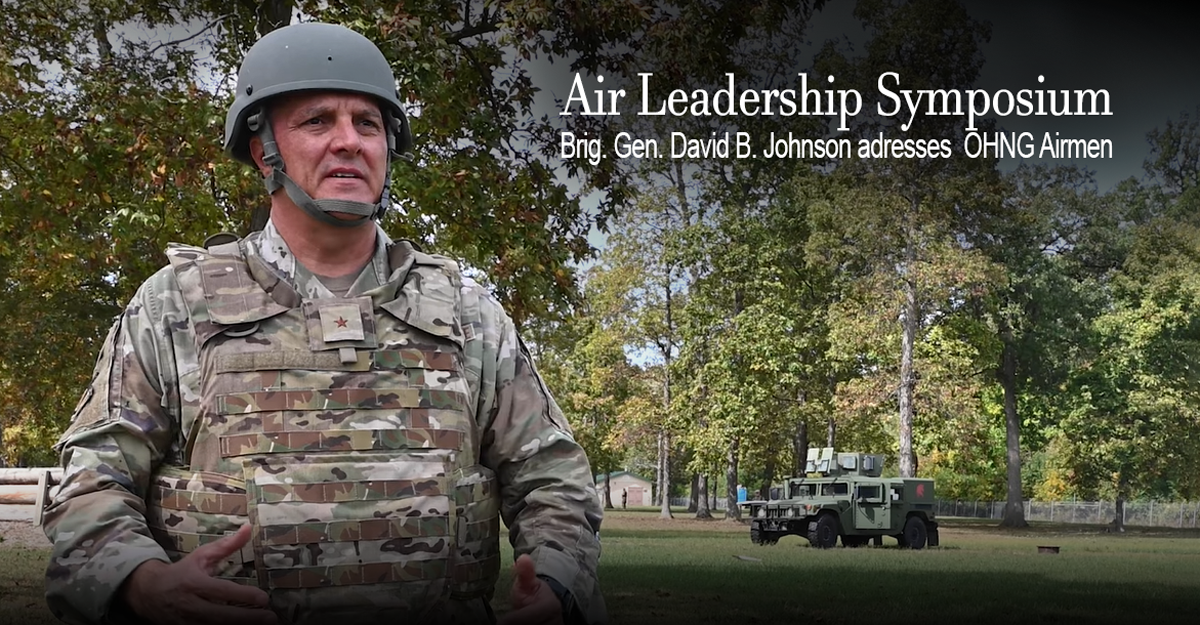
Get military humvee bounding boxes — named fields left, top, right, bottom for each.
left=740, top=447, right=939, bottom=549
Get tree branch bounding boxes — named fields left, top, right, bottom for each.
left=147, top=14, right=234, bottom=55
left=447, top=13, right=501, bottom=43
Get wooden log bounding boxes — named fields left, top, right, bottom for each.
left=0, top=484, right=39, bottom=505
left=0, top=467, right=63, bottom=485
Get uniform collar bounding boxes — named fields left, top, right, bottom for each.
left=251, top=219, right=394, bottom=299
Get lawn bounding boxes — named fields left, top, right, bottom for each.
left=4, top=509, right=1200, bottom=624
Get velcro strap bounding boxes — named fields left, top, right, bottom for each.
left=252, top=478, right=447, bottom=504
left=267, top=559, right=447, bottom=589
left=462, top=518, right=497, bottom=543
left=217, top=388, right=468, bottom=414
left=373, top=348, right=457, bottom=371
left=153, top=486, right=248, bottom=515
left=215, top=350, right=370, bottom=373
left=454, top=478, right=496, bottom=505
left=221, top=428, right=465, bottom=457
left=260, top=517, right=451, bottom=545
left=148, top=526, right=254, bottom=560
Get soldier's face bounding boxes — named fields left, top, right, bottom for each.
left=258, top=91, right=389, bottom=211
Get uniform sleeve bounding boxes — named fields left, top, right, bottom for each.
left=41, top=271, right=183, bottom=625
left=477, top=301, right=607, bottom=625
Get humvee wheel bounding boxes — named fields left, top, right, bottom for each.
left=807, top=514, right=840, bottom=549
left=842, top=535, right=870, bottom=548
left=902, top=516, right=928, bottom=550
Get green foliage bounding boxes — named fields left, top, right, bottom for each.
left=6, top=0, right=1200, bottom=512
left=0, top=0, right=690, bottom=464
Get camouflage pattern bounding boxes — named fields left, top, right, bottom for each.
left=42, top=221, right=606, bottom=625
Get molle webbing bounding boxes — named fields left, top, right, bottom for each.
left=219, top=428, right=467, bottom=457
left=215, top=387, right=468, bottom=414
left=147, top=468, right=257, bottom=585
left=261, top=517, right=450, bottom=545
left=213, top=347, right=457, bottom=373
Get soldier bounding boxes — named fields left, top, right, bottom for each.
left=41, top=22, right=605, bottom=625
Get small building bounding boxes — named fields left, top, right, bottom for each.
left=595, top=471, right=653, bottom=507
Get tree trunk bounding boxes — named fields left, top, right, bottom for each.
left=1112, top=471, right=1128, bottom=532
left=709, top=476, right=718, bottom=511
left=603, top=472, right=613, bottom=510
left=695, top=474, right=712, bottom=519
left=760, top=450, right=776, bottom=500
left=898, top=261, right=919, bottom=478
left=826, top=416, right=836, bottom=448
left=657, top=430, right=673, bottom=518
left=794, top=391, right=809, bottom=475
left=688, top=473, right=699, bottom=512
left=724, top=435, right=741, bottom=520
left=998, top=336, right=1028, bottom=528
left=657, top=254, right=675, bottom=519
left=248, top=0, right=296, bottom=233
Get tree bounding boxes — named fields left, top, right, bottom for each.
left=970, top=164, right=1121, bottom=526
left=0, top=0, right=806, bottom=463
left=807, top=0, right=1001, bottom=476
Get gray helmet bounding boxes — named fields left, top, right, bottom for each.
left=224, top=22, right=413, bottom=227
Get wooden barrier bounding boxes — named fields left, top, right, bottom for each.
left=0, top=468, right=63, bottom=485
left=0, top=468, right=60, bottom=524
left=0, top=485, right=40, bottom=505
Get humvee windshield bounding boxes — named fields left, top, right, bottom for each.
left=788, top=482, right=815, bottom=498
left=787, top=482, right=849, bottom=498
left=820, top=483, right=849, bottom=496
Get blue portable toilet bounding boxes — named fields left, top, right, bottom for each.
left=737, top=485, right=748, bottom=502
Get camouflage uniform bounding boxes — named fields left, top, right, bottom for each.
left=42, top=221, right=606, bottom=625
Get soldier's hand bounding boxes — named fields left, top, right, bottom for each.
left=120, top=524, right=277, bottom=625
left=497, top=554, right=564, bottom=625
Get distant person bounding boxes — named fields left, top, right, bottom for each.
left=621, top=489, right=628, bottom=509
left=41, top=21, right=605, bottom=625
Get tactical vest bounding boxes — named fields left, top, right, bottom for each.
left=145, top=237, right=500, bottom=623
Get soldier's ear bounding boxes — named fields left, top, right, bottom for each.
left=249, top=136, right=269, bottom=176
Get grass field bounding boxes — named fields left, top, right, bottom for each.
left=4, top=508, right=1200, bottom=624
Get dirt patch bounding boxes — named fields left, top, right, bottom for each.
left=0, top=521, right=50, bottom=549
left=601, top=509, right=750, bottom=533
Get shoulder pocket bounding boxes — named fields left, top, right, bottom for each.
left=381, top=266, right=464, bottom=347
left=59, top=315, right=124, bottom=443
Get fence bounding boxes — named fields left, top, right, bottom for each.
left=661, top=496, right=1200, bottom=528
left=0, top=468, right=61, bottom=523
left=936, top=499, right=1200, bottom=529
left=668, top=496, right=729, bottom=510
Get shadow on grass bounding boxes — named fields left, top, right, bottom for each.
left=601, top=559, right=1200, bottom=625
left=941, top=517, right=1200, bottom=538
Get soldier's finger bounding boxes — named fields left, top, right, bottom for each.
left=511, top=554, right=541, bottom=597
left=190, top=524, right=253, bottom=572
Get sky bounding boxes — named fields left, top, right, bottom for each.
left=111, top=1, right=1200, bottom=242
left=810, top=0, right=1200, bottom=190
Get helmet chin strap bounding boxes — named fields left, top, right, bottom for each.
left=249, top=110, right=391, bottom=228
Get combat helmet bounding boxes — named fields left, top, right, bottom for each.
left=224, top=22, right=413, bottom=227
